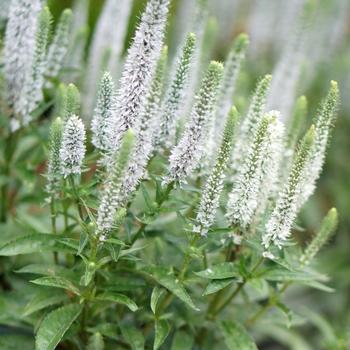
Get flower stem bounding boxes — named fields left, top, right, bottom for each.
left=129, top=181, right=174, bottom=246
left=68, top=175, right=84, bottom=220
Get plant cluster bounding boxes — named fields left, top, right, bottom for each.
left=0, top=0, right=343, bottom=349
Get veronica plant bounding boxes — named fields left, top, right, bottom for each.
left=0, top=1, right=345, bottom=349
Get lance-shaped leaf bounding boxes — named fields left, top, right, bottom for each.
left=95, top=292, right=138, bottom=311
left=35, top=304, right=83, bottom=350
left=154, top=319, right=170, bottom=350
left=142, top=266, right=199, bottom=310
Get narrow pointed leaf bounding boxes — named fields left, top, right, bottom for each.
left=219, top=321, right=258, bottom=350
left=95, top=292, right=138, bottom=311
left=154, top=319, right=170, bottom=350
left=203, top=278, right=235, bottom=295
left=275, top=300, right=293, bottom=327
left=22, top=289, right=69, bottom=318
left=16, top=264, right=80, bottom=282
left=142, top=266, right=199, bottom=311
left=35, top=304, right=83, bottom=350
left=31, top=276, right=81, bottom=296
left=0, top=234, right=76, bottom=256
left=120, top=325, right=145, bottom=350
left=151, top=286, right=165, bottom=314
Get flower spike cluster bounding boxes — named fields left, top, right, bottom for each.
left=299, top=208, right=338, bottom=267
left=195, top=107, right=239, bottom=236
left=97, top=130, right=134, bottom=233
left=231, top=75, right=272, bottom=173
left=119, top=47, right=168, bottom=201
left=45, top=9, right=72, bottom=88
left=263, top=125, right=315, bottom=250
left=45, top=117, right=63, bottom=202
left=60, top=115, right=86, bottom=178
left=226, top=111, right=284, bottom=229
left=157, top=33, right=197, bottom=151
left=3, top=0, right=41, bottom=110
left=298, top=81, right=340, bottom=208
left=163, top=61, right=224, bottom=185
left=91, top=72, right=116, bottom=153
left=111, top=0, right=170, bottom=154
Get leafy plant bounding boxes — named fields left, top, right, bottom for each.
left=0, top=0, right=346, bottom=349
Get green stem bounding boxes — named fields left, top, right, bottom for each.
left=50, top=195, right=59, bottom=265
left=129, top=182, right=174, bottom=246
left=244, top=281, right=292, bottom=327
left=142, top=234, right=200, bottom=336
left=68, top=175, right=84, bottom=220
left=213, top=256, right=264, bottom=316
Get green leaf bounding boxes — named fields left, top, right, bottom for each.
left=119, top=244, right=148, bottom=257
left=135, top=213, right=156, bottom=224
left=298, top=279, right=335, bottom=292
left=203, top=278, right=235, bottom=295
left=35, top=303, right=82, bottom=350
left=270, top=256, right=294, bottom=271
left=16, top=264, right=80, bottom=282
left=104, top=243, right=121, bottom=262
left=194, top=262, right=238, bottom=279
left=22, top=289, right=69, bottom=318
left=0, top=234, right=76, bottom=256
left=248, top=277, right=264, bottom=293
left=140, top=183, right=157, bottom=213
left=275, top=300, right=293, bottom=327
left=95, top=292, right=138, bottom=311
left=31, top=276, right=81, bottom=296
left=105, top=238, right=125, bottom=246
left=219, top=321, right=258, bottom=350
left=87, top=323, right=118, bottom=339
left=154, top=319, right=170, bottom=350
left=171, top=330, right=194, bottom=350
left=151, top=286, right=165, bottom=314
left=86, top=332, right=104, bottom=350
left=58, top=238, right=80, bottom=251
left=142, top=266, right=199, bottom=311
left=259, top=268, right=329, bottom=285
left=120, top=325, right=145, bottom=350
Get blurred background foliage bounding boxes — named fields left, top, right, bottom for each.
left=0, top=0, right=349, bottom=348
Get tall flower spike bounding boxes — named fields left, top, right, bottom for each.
left=17, top=6, right=52, bottom=126
left=279, top=95, right=308, bottom=182
left=299, top=208, right=338, bottom=267
left=226, top=111, right=284, bottom=229
left=45, top=117, right=63, bottom=202
left=60, top=115, right=86, bottom=178
left=119, top=47, right=168, bottom=201
left=45, top=9, right=72, bottom=88
left=231, top=74, right=272, bottom=174
left=298, top=81, right=340, bottom=208
left=52, top=83, right=67, bottom=120
left=195, top=107, right=239, bottom=236
left=66, top=84, right=81, bottom=121
left=111, top=0, right=170, bottom=154
left=83, top=0, right=132, bottom=121
left=215, top=33, right=249, bottom=135
left=91, top=72, right=116, bottom=152
left=254, top=111, right=285, bottom=219
left=266, top=0, right=314, bottom=122
left=157, top=33, right=196, bottom=151
left=262, top=125, right=314, bottom=251
left=3, top=0, right=41, bottom=110
left=163, top=61, right=223, bottom=185
left=97, top=130, right=134, bottom=233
